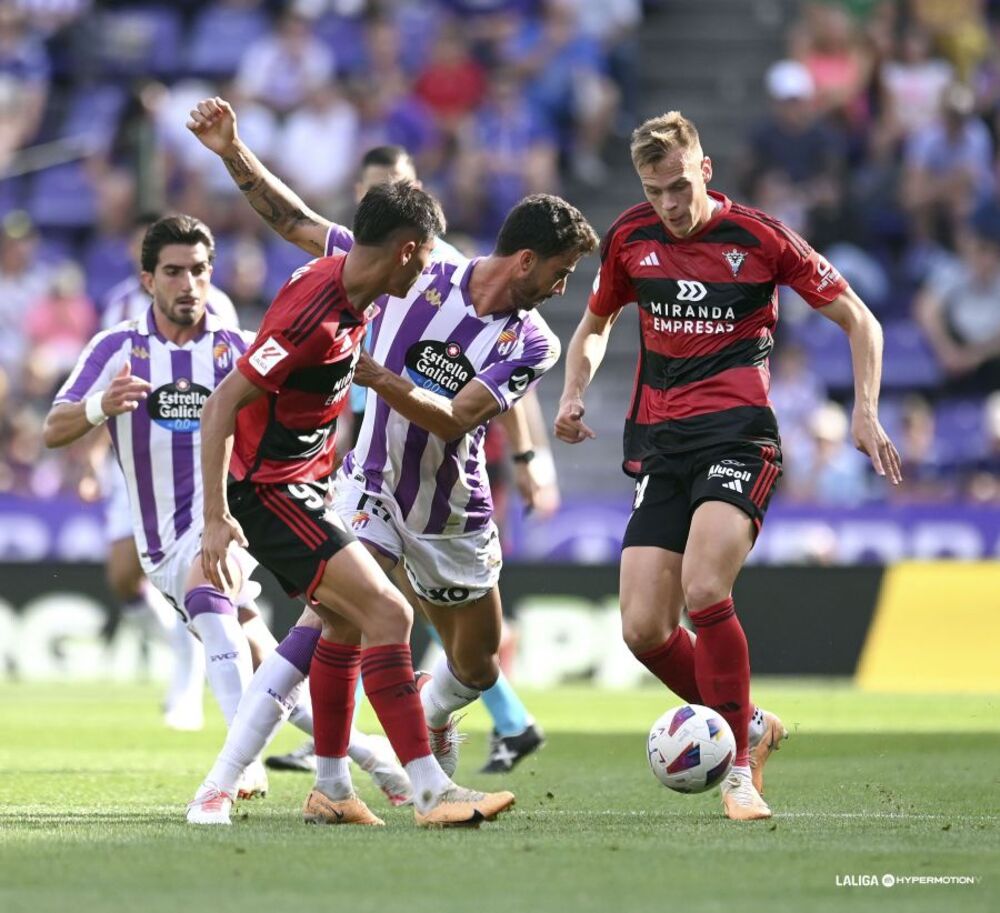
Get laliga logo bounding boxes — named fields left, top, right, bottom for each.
left=676, top=280, right=707, bottom=302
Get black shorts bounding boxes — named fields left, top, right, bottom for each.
left=227, top=476, right=356, bottom=601
left=622, top=443, right=782, bottom=554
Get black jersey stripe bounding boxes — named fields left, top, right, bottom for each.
left=729, top=203, right=812, bottom=258
left=641, top=335, right=773, bottom=390
left=286, top=286, right=342, bottom=344
left=602, top=202, right=656, bottom=259
left=285, top=286, right=337, bottom=344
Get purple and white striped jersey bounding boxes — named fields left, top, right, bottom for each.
left=343, top=257, right=560, bottom=536
left=325, top=223, right=559, bottom=533
left=101, top=277, right=239, bottom=329
left=55, top=308, right=252, bottom=571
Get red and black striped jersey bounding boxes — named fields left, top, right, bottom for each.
left=232, top=255, right=374, bottom=484
left=589, top=191, right=847, bottom=476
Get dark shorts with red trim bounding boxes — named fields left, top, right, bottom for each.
left=622, top=442, right=782, bottom=554
left=227, top=476, right=356, bottom=601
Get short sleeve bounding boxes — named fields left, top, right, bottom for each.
left=473, top=316, right=560, bottom=413
left=237, top=264, right=342, bottom=394
left=325, top=224, right=355, bottom=256
left=773, top=222, right=848, bottom=309
left=54, top=330, right=130, bottom=404
left=588, top=230, right=637, bottom=317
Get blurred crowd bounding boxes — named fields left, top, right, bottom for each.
left=743, top=0, right=1000, bottom=506
left=0, top=0, right=641, bottom=501
left=1, top=0, right=999, bottom=510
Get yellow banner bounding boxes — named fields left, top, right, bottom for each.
left=857, top=561, right=1000, bottom=692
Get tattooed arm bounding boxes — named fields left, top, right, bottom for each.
left=186, top=96, right=333, bottom=257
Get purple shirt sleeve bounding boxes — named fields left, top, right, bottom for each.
left=54, top=329, right=131, bottom=404
left=474, top=313, right=560, bottom=412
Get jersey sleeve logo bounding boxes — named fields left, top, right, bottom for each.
left=249, top=337, right=290, bottom=376
left=508, top=366, right=535, bottom=394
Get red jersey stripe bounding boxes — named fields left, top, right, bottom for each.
left=635, top=365, right=770, bottom=424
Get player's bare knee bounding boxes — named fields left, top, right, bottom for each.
left=451, top=653, right=499, bottom=691
left=621, top=617, right=673, bottom=654
left=682, top=579, right=731, bottom=614
left=106, top=565, right=141, bottom=602
left=363, top=586, right=413, bottom=643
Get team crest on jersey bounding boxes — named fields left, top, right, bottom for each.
left=351, top=511, right=370, bottom=530
left=131, top=345, right=150, bottom=360
left=723, top=249, right=747, bottom=278
left=424, top=288, right=443, bottom=308
left=497, top=329, right=518, bottom=356
left=213, top=342, right=231, bottom=371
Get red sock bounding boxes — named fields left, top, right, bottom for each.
left=361, top=644, right=430, bottom=766
left=634, top=627, right=703, bottom=704
left=689, top=597, right=751, bottom=767
left=308, top=638, right=360, bottom=758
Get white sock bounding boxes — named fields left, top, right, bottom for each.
left=189, top=613, right=253, bottom=725
left=420, top=655, right=481, bottom=728
left=748, top=706, right=765, bottom=744
left=405, top=754, right=452, bottom=812
left=730, top=763, right=752, bottom=782
left=165, top=615, right=204, bottom=712
left=288, top=680, right=314, bottom=735
left=203, top=652, right=305, bottom=794
left=315, top=756, right=353, bottom=799
left=347, top=726, right=376, bottom=767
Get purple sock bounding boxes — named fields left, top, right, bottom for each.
left=184, top=586, right=236, bottom=618
left=276, top=625, right=321, bottom=676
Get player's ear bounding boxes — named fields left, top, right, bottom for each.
left=139, top=270, right=155, bottom=295
left=702, top=155, right=713, bottom=183
left=398, top=238, right=417, bottom=265
left=517, top=249, right=536, bottom=275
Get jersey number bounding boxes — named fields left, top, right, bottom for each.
left=287, top=483, right=325, bottom=511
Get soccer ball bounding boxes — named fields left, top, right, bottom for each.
left=647, top=704, right=735, bottom=794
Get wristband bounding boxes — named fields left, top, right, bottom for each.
left=511, top=449, right=535, bottom=464
left=531, top=447, right=556, bottom=485
left=85, top=391, right=108, bottom=426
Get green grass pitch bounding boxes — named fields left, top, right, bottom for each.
left=1, top=681, right=997, bottom=913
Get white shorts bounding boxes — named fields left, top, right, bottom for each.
left=105, top=467, right=134, bottom=544
left=146, top=525, right=261, bottom=621
left=331, top=476, right=502, bottom=606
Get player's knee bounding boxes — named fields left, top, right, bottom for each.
left=451, top=653, right=499, bottom=691
left=363, top=586, right=413, bottom=643
left=682, top=579, right=730, bottom=614
left=106, top=565, right=141, bottom=602
left=621, top=616, right=671, bottom=654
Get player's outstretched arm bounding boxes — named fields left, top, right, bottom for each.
left=817, top=288, right=903, bottom=485
left=186, top=96, right=332, bottom=257
left=554, top=307, right=619, bottom=444
left=353, top=352, right=501, bottom=442
left=43, top=361, right=150, bottom=448
left=199, top=370, right=264, bottom=590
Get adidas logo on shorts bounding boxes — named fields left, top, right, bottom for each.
left=722, top=478, right=743, bottom=493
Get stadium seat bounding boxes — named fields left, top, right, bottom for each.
left=187, top=7, right=270, bottom=78
left=94, top=7, right=184, bottom=78
left=26, top=164, right=97, bottom=229
left=934, top=398, right=987, bottom=464
left=881, top=321, right=942, bottom=389
left=61, top=85, right=128, bottom=154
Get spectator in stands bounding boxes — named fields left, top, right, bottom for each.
left=768, top=340, right=828, bottom=475
left=901, top=81, right=995, bottom=248
left=500, top=0, right=618, bottom=185
left=235, top=8, right=334, bottom=114
left=790, top=2, right=873, bottom=131
left=413, top=24, right=488, bottom=138
left=276, top=81, right=358, bottom=211
left=0, top=211, right=48, bottom=374
left=574, top=0, right=642, bottom=134
left=453, top=68, right=558, bottom=239
left=740, top=60, right=848, bottom=244
left=784, top=400, right=874, bottom=505
left=963, top=390, right=1000, bottom=502
left=0, top=4, right=50, bottom=171
left=913, top=198, right=1000, bottom=391
left=889, top=394, right=956, bottom=500
left=877, top=23, right=954, bottom=146
left=23, top=262, right=96, bottom=379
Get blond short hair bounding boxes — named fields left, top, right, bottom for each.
left=630, top=112, right=701, bottom=170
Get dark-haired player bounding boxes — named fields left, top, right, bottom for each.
left=190, top=181, right=516, bottom=828
left=556, top=111, right=902, bottom=821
